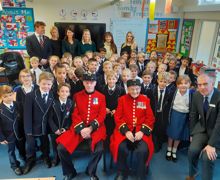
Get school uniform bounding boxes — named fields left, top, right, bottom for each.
left=175, top=66, right=196, bottom=86
left=120, top=81, right=128, bottom=94
left=14, top=84, right=38, bottom=160
left=69, top=79, right=84, bottom=97
left=0, top=102, right=23, bottom=172
left=137, top=61, right=147, bottom=77
left=167, top=89, right=192, bottom=141
left=166, top=82, right=177, bottom=94
left=96, top=73, right=107, bottom=92
left=30, top=67, right=42, bottom=85
left=101, top=85, right=125, bottom=149
left=147, top=85, right=173, bottom=152
left=48, top=98, right=74, bottom=166
left=140, top=83, right=154, bottom=96
left=23, top=88, right=54, bottom=173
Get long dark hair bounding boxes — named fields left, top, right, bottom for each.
left=104, top=32, right=117, bottom=53
left=64, top=26, right=75, bottom=41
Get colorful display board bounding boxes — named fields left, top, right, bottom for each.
left=179, top=19, right=195, bottom=56
left=0, top=7, right=34, bottom=50
left=145, top=18, right=180, bottom=53
left=2, top=0, right=26, bottom=8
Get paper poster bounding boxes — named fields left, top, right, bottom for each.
left=146, top=18, right=179, bottom=53
left=2, top=0, right=26, bottom=7
left=179, top=19, right=195, bottom=56
left=0, top=8, right=34, bottom=49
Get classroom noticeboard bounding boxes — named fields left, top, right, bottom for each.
left=179, top=19, right=195, bottom=57
left=0, top=7, right=35, bottom=50
left=110, top=18, right=147, bottom=53
left=145, top=18, right=180, bottom=53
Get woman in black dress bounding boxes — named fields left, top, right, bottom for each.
left=50, top=26, right=62, bottom=58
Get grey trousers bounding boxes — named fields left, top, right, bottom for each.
left=188, top=133, right=220, bottom=180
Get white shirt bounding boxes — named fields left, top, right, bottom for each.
left=3, top=102, right=14, bottom=110
left=123, top=82, right=128, bottom=94
left=22, top=84, right=33, bottom=94
left=157, top=87, right=166, bottom=112
left=40, top=90, right=49, bottom=102
left=59, top=98, right=67, bottom=106
left=30, top=67, right=42, bottom=85
left=108, top=85, right=116, bottom=91
left=179, top=66, right=186, bottom=76
left=173, top=89, right=189, bottom=113
left=135, top=76, right=143, bottom=83
left=35, top=32, right=43, bottom=43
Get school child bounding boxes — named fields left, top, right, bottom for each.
left=30, top=56, right=42, bottom=85
left=129, top=64, right=143, bottom=83
left=23, top=72, right=54, bottom=174
left=166, top=75, right=191, bottom=162
left=85, top=50, right=94, bottom=59
left=0, top=85, right=24, bottom=175
left=46, top=55, right=60, bottom=74
left=96, top=61, right=113, bottom=91
left=120, top=68, right=131, bottom=94
left=113, top=62, right=123, bottom=85
left=87, top=58, right=98, bottom=75
left=117, top=57, right=127, bottom=70
left=14, top=69, right=38, bottom=161
left=146, top=61, right=157, bottom=84
left=62, top=52, right=73, bottom=66
left=147, top=72, right=173, bottom=152
left=137, top=52, right=147, bottom=77
left=167, top=70, right=177, bottom=93
left=140, top=70, right=154, bottom=95
left=51, top=63, right=67, bottom=99
left=101, top=71, right=125, bottom=149
left=168, top=57, right=177, bottom=71
left=72, top=56, right=83, bottom=68
left=70, top=67, right=85, bottom=95
left=49, top=83, right=74, bottom=167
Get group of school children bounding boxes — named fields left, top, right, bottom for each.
left=0, top=44, right=198, bottom=180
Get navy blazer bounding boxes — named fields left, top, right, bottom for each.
left=26, top=33, right=52, bottom=61
left=0, top=102, right=22, bottom=142
left=48, top=99, right=74, bottom=133
left=140, top=83, right=154, bottom=95
left=190, top=88, right=220, bottom=148
left=24, top=89, right=54, bottom=136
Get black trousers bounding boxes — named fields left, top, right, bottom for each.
left=8, top=140, right=20, bottom=170
left=117, top=139, right=149, bottom=179
left=26, top=134, right=50, bottom=161
left=57, top=140, right=103, bottom=176
left=50, top=134, right=59, bottom=160
left=188, top=133, right=220, bottom=180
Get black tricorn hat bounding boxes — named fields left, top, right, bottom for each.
left=82, top=73, right=97, bottom=81
left=127, top=79, right=141, bottom=87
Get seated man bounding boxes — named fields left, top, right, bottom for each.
left=56, top=73, right=106, bottom=180
left=186, top=73, right=220, bottom=180
left=110, top=79, right=155, bottom=180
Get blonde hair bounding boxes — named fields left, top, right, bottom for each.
left=39, top=72, right=54, bottom=83
left=30, top=56, right=39, bottom=63
left=103, top=61, right=113, bottom=68
left=158, top=72, right=169, bottom=82
left=82, top=29, right=92, bottom=44
left=122, top=68, right=131, bottom=75
left=0, top=85, right=13, bottom=98
left=50, top=26, right=59, bottom=38
left=137, top=52, right=145, bottom=58
left=106, top=70, right=117, bottom=80
left=122, top=31, right=137, bottom=51
left=19, top=68, right=34, bottom=82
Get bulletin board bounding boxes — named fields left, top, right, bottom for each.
left=179, top=19, right=195, bottom=56
left=2, top=0, right=26, bottom=7
left=212, top=24, right=220, bottom=69
left=145, top=18, right=180, bottom=53
left=0, top=8, right=34, bottom=50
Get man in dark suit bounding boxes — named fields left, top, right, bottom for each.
left=186, top=73, right=220, bottom=180
left=26, top=21, right=52, bottom=69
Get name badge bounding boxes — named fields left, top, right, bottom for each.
left=209, top=104, right=216, bottom=107
left=93, top=98, right=99, bottom=105
left=137, top=102, right=146, bottom=109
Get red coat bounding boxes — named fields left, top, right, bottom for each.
left=110, top=94, right=155, bottom=165
left=56, top=90, right=106, bottom=153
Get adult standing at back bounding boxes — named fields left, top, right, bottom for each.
left=26, top=21, right=52, bottom=69
left=186, top=73, right=220, bottom=180
left=99, top=32, right=117, bottom=59
left=50, top=26, right=62, bottom=58
left=78, top=29, right=96, bottom=56
left=62, top=26, right=79, bottom=58
left=120, top=31, right=138, bottom=56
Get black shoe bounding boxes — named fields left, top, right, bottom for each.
left=23, top=160, right=35, bottom=174
left=44, top=157, right=51, bottom=168
left=172, top=152, right=177, bottom=162
left=115, top=172, right=128, bottom=180
left=51, top=157, right=60, bottom=167
left=14, top=167, right=23, bottom=175
left=90, top=175, right=99, bottom=180
left=63, top=172, right=77, bottom=180
left=166, top=150, right=172, bottom=161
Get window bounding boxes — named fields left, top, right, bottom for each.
left=199, top=0, right=220, bottom=5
